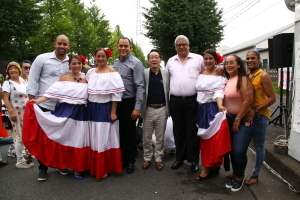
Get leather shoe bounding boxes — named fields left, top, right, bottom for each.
left=142, top=161, right=151, bottom=170
left=191, top=162, right=199, bottom=173
left=171, top=160, right=183, bottom=170
left=155, top=162, right=164, bottom=171
left=126, top=163, right=135, bottom=174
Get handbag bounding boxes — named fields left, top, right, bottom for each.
left=1, top=113, right=12, bottom=130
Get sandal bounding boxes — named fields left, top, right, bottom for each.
left=225, top=173, right=234, bottom=179
left=245, top=175, right=259, bottom=185
left=101, top=173, right=108, bottom=179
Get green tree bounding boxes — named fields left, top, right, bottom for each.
left=0, top=0, right=42, bottom=62
left=28, top=0, right=75, bottom=55
left=107, top=25, right=124, bottom=65
left=131, top=40, right=147, bottom=67
left=87, top=4, right=111, bottom=48
left=143, top=0, right=224, bottom=62
left=69, top=0, right=98, bottom=60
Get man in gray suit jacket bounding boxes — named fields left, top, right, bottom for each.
left=142, top=49, right=169, bottom=171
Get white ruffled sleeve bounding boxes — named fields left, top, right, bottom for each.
left=213, top=77, right=228, bottom=100
left=43, top=82, right=64, bottom=101
left=110, top=72, right=125, bottom=101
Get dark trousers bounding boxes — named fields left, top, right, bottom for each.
left=170, top=94, right=199, bottom=163
left=117, top=98, right=138, bottom=165
left=37, top=106, right=51, bottom=170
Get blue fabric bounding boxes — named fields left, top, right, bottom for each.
left=196, top=102, right=219, bottom=129
left=51, top=103, right=87, bottom=121
left=252, top=114, right=269, bottom=176
left=86, top=101, right=111, bottom=122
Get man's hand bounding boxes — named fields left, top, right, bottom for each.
left=131, top=110, right=141, bottom=120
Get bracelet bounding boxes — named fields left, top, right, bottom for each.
left=253, top=108, right=258, bottom=113
left=235, top=118, right=241, bottom=123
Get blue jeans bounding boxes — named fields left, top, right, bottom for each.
left=252, top=114, right=269, bottom=176
left=227, top=114, right=255, bottom=178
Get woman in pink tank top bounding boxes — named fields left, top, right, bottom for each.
left=223, top=55, right=253, bottom=192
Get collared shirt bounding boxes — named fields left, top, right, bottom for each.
left=113, top=53, right=145, bottom=110
left=27, top=51, right=70, bottom=110
left=147, top=69, right=165, bottom=104
left=166, top=52, right=204, bottom=96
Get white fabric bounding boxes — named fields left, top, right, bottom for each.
left=197, top=112, right=226, bottom=140
left=86, top=69, right=125, bottom=103
left=88, top=121, right=120, bottom=152
left=152, top=117, right=176, bottom=149
left=34, top=104, right=89, bottom=148
left=44, top=81, right=88, bottom=104
left=2, top=78, right=27, bottom=99
left=196, top=75, right=227, bottom=104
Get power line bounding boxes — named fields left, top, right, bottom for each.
left=224, top=0, right=262, bottom=25
left=223, top=0, right=248, bottom=14
left=227, top=0, right=282, bottom=31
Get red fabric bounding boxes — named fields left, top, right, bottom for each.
left=88, top=148, right=122, bottom=178
left=22, top=102, right=88, bottom=171
left=200, top=119, right=231, bottom=167
left=22, top=102, right=122, bottom=178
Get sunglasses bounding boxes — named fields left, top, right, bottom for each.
left=23, top=67, right=30, bottom=70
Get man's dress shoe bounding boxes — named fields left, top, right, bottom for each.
left=126, top=163, right=135, bottom=174
left=171, top=160, right=183, bottom=170
left=191, top=162, right=199, bottom=173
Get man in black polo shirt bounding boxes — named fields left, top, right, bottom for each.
left=142, top=49, right=169, bottom=171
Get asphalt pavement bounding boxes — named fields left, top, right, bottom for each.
left=0, top=142, right=299, bottom=200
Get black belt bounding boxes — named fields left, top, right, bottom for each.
left=147, top=103, right=166, bottom=108
left=170, top=94, right=197, bottom=100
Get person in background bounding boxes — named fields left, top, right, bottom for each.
left=20, top=60, right=31, bottom=82
left=113, top=37, right=145, bottom=174
left=195, top=49, right=230, bottom=180
left=166, top=35, right=204, bottom=173
left=0, top=86, right=8, bottom=167
left=223, top=54, right=253, bottom=192
left=243, top=50, right=276, bottom=185
left=26, top=34, right=71, bottom=181
left=2, top=62, right=34, bottom=169
left=142, top=49, right=169, bottom=171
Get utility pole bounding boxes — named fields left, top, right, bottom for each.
left=136, top=0, right=143, bottom=49
left=285, top=0, right=300, bottom=161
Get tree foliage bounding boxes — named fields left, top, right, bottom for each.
left=143, top=0, right=224, bottom=62
left=0, top=0, right=145, bottom=72
left=0, top=0, right=42, bottom=61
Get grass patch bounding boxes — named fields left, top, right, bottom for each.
left=272, top=81, right=287, bottom=95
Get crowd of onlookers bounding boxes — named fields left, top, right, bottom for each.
left=0, top=34, right=276, bottom=192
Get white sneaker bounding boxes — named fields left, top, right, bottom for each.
left=16, top=161, right=34, bottom=169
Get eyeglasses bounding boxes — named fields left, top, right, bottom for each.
left=149, top=56, right=161, bottom=60
left=22, top=67, right=30, bottom=70
left=224, top=61, right=236, bottom=66
left=175, top=43, right=188, bottom=47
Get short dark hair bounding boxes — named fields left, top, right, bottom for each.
left=117, top=37, right=131, bottom=45
left=147, top=49, right=162, bottom=60
left=21, top=60, right=31, bottom=67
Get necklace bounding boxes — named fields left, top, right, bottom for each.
left=74, top=77, right=82, bottom=82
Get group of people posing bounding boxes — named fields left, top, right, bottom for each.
left=1, top=34, right=276, bottom=193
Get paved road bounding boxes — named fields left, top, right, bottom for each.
left=0, top=144, right=299, bottom=200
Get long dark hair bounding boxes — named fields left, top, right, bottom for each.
left=224, top=54, right=248, bottom=92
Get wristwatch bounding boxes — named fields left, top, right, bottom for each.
left=253, top=108, right=258, bottom=113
